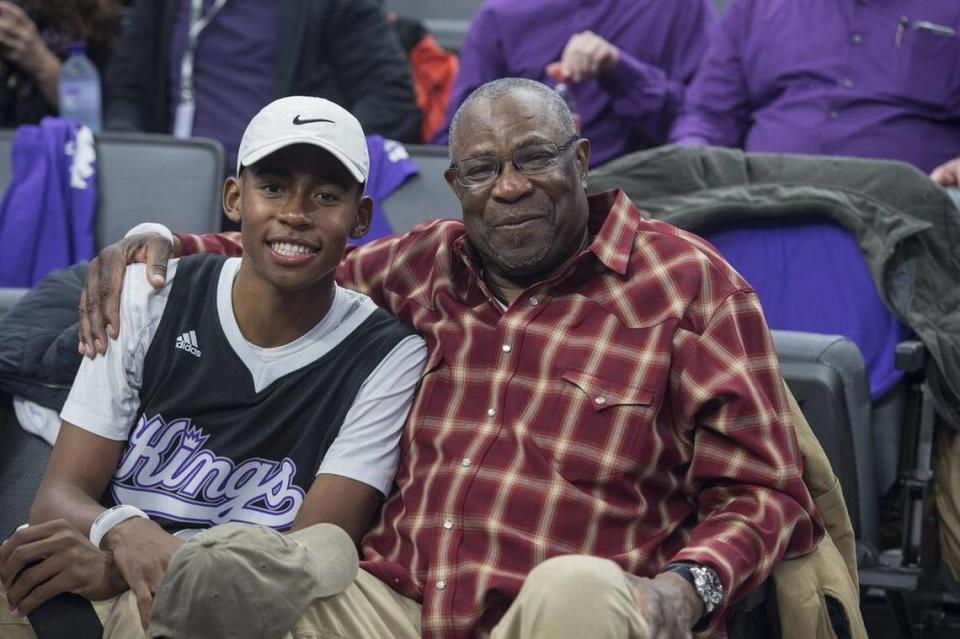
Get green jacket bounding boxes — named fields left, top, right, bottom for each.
left=589, top=145, right=960, bottom=429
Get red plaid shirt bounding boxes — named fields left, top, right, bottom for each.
left=179, top=190, right=821, bottom=637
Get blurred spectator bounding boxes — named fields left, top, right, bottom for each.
left=670, top=0, right=960, bottom=183
left=104, top=0, right=421, bottom=171
left=0, top=0, right=120, bottom=127
left=433, top=0, right=717, bottom=167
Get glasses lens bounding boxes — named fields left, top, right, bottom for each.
left=515, top=143, right=561, bottom=174
left=458, top=157, right=500, bottom=186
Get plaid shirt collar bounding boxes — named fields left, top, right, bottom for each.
left=450, top=189, right=642, bottom=300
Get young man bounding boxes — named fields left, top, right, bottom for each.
left=0, top=96, right=426, bottom=635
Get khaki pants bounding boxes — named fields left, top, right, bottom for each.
left=1, top=555, right=649, bottom=639
left=936, top=427, right=960, bottom=582
left=288, top=554, right=649, bottom=639
left=0, top=591, right=144, bottom=639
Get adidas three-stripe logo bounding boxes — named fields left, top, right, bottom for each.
left=175, top=330, right=202, bottom=357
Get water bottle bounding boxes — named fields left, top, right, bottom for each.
left=548, top=67, right=582, bottom=135
left=58, top=42, right=102, bottom=132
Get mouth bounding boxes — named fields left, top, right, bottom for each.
left=266, top=239, right=320, bottom=265
left=492, top=214, right=545, bottom=230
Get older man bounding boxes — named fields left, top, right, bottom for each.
left=77, top=79, right=820, bottom=638
left=670, top=0, right=960, bottom=182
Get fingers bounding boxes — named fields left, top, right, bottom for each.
left=8, top=571, right=76, bottom=618
left=0, top=521, right=71, bottom=587
left=930, top=159, right=960, bottom=187
left=130, top=579, right=154, bottom=630
left=79, top=240, right=126, bottom=355
left=143, top=235, right=173, bottom=289
left=560, top=31, right=619, bottom=82
left=79, top=255, right=108, bottom=356
left=3, top=558, right=62, bottom=610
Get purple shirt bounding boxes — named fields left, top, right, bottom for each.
left=435, top=0, right=717, bottom=167
left=671, top=0, right=960, bottom=173
left=169, top=0, right=276, bottom=169
left=702, top=217, right=908, bottom=399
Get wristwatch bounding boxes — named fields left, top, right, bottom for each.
left=661, top=562, right=724, bottom=621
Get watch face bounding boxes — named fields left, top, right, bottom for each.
left=690, top=565, right=724, bottom=613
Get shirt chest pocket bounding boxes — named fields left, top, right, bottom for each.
left=898, top=18, right=960, bottom=107
left=533, top=369, right=657, bottom=484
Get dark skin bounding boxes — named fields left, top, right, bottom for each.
left=2, top=145, right=382, bottom=630
left=73, top=92, right=704, bottom=636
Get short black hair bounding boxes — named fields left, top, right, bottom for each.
left=447, top=78, right=577, bottom=156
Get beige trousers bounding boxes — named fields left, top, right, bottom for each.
left=936, top=427, right=960, bottom=582
left=287, top=554, right=649, bottom=639
left=0, top=591, right=144, bottom=639
left=1, top=555, right=649, bottom=639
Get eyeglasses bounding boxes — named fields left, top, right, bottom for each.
left=446, top=136, right=580, bottom=188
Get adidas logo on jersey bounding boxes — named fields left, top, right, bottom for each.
left=175, top=330, right=202, bottom=357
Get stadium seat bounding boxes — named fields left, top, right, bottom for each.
left=0, top=129, right=224, bottom=249
left=0, top=393, right=51, bottom=539
left=772, top=330, right=878, bottom=551
left=382, top=143, right=461, bottom=233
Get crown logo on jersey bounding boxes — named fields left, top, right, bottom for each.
left=175, top=330, right=202, bottom=357
left=181, top=426, right=207, bottom=449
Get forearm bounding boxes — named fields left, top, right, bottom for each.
left=670, top=485, right=818, bottom=603
left=599, top=53, right=684, bottom=120
left=31, top=49, right=61, bottom=109
left=29, top=480, right=109, bottom=536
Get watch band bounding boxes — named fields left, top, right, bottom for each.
left=89, top=505, right=149, bottom=549
left=661, top=562, right=724, bottom=620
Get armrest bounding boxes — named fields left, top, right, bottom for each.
left=895, top=340, right=927, bottom=373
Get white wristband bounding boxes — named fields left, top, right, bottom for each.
left=124, top=222, right=175, bottom=247
left=89, top=505, right=149, bottom=549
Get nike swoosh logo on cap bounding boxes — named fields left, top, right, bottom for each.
left=292, top=115, right=335, bottom=125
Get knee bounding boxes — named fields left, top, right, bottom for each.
left=523, top=555, right=626, bottom=605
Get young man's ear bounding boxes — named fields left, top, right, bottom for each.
left=222, top=176, right=242, bottom=225
left=348, top=195, right=374, bottom=239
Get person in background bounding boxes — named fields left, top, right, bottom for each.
left=0, top=0, right=120, bottom=127
left=103, top=0, right=421, bottom=175
left=670, top=0, right=960, bottom=185
left=433, top=0, right=717, bottom=168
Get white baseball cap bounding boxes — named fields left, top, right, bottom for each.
left=236, top=95, right=369, bottom=183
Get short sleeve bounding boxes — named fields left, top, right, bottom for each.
left=316, top=335, right=427, bottom=495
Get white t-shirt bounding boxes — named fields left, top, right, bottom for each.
left=60, top=257, right=426, bottom=497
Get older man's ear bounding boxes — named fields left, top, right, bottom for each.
left=575, top=138, right=591, bottom=187
left=444, top=168, right=465, bottom=201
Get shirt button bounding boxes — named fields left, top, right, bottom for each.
left=501, top=344, right=512, bottom=353
left=842, top=78, right=854, bottom=89
left=487, top=407, right=496, bottom=417
left=829, top=110, right=839, bottom=120
left=461, top=458, right=472, bottom=467
left=529, top=296, right=540, bottom=306
left=436, top=580, right=446, bottom=590
left=594, top=396, right=607, bottom=405
left=851, top=33, right=863, bottom=45
left=443, top=519, right=454, bottom=530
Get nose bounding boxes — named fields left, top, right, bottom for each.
left=490, top=159, right=533, bottom=203
left=277, top=191, right=314, bottom=229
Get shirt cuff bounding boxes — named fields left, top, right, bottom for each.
left=597, top=51, right=665, bottom=100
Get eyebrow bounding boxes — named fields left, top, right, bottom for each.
left=249, top=165, right=352, bottom=190
left=459, top=135, right=556, bottom=161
